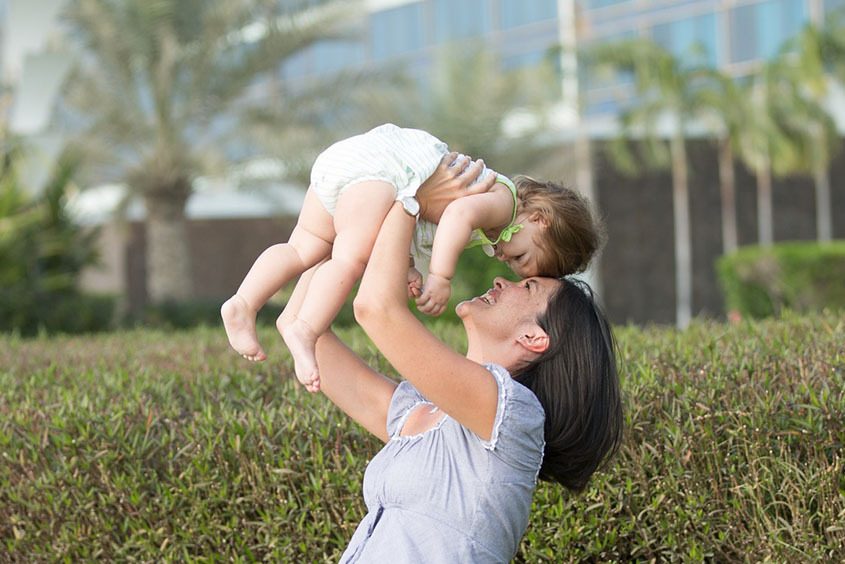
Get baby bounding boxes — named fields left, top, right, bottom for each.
left=222, top=124, right=602, bottom=390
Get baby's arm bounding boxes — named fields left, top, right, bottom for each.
left=416, top=186, right=514, bottom=316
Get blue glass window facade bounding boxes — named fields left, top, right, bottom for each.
left=501, top=49, right=548, bottom=70
left=497, top=0, right=557, bottom=29
left=583, top=0, right=631, bottom=10
left=312, top=40, right=365, bottom=74
left=370, top=2, right=425, bottom=61
left=651, top=13, right=719, bottom=66
left=729, top=0, right=807, bottom=63
left=432, top=0, right=492, bottom=41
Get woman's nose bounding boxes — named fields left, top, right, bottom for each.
left=493, top=277, right=511, bottom=288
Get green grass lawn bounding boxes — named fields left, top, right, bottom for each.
left=1, top=314, right=843, bottom=562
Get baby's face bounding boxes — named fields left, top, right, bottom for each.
left=493, top=213, right=545, bottom=278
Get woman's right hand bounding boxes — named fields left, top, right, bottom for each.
left=417, top=152, right=497, bottom=223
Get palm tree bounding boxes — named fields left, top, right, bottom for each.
left=60, top=0, right=358, bottom=303
left=695, top=69, right=747, bottom=254
left=778, top=22, right=845, bottom=243
left=586, top=38, right=707, bottom=329
left=734, top=56, right=828, bottom=248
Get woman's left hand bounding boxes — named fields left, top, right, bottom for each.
left=417, top=152, right=497, bottom=223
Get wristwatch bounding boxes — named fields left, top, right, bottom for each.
left=400, top=196, right=420, bottom=218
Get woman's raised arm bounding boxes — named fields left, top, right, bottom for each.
left=353, top=204, right=500, bottom=441
left=282, top=265, right=397, bottom=442
left=314, top=331, right=397, bottom=443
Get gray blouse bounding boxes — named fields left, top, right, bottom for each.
left=340, top=363, right=546, bottom=563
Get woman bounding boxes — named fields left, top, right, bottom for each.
left=282, top=154, right=623, bottom=562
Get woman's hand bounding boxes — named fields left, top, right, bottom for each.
left=417, top=152, right=498, bottom=223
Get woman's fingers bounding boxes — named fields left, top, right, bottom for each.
left=448, top=153, right=472, bottom=174
left=464, top=159, right=497, bottom=195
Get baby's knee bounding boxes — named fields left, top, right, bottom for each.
left=329, top=252, right=369, bottom=279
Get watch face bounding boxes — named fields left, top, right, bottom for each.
left=402, top=196, right=420, bottom=216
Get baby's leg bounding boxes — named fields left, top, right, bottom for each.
left=222, top=189, right=335, bottom=361
left=276, top=262, right=322, bottom=392
left=282, top=181, right=396, bottom=389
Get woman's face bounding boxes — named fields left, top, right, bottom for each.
left=457, top=276, right=560, bottom=330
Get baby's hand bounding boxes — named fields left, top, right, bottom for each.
left=408, top=267, right=423, bottom=299
left=416, top=273, right=451, bottom=316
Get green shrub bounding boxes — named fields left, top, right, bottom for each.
left=1, top=315, right=843, bottom=561
left=0, top=291, right=116, bottom=335
left=717, top=241, right=845, bottom=318
left=0, top=144, right=111, bottom=335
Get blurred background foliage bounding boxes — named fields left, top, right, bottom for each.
left=0, top=137, right=114, bottom=335
left=1, top=1, right=844, bottom=333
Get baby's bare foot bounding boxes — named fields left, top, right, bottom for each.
left=282, top=319, right=320, bottom=392
left=221, top=295, right=266, bottom=361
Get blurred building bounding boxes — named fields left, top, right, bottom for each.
left=280, top=0, right=845, bottom=123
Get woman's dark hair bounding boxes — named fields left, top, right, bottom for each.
left=515, top=277, right=623, bottom=492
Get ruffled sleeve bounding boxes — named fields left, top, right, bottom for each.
left=479, top=363, right=545, bottom=476
left=385, top=381, right=426, bottom=439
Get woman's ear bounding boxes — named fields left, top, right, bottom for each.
left=516, top=326, right=550, bottom=354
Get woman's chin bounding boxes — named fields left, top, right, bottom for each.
left=455, top=300, right=471, bottom=319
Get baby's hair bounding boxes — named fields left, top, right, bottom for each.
left=514, top=176, right=606, bottom=277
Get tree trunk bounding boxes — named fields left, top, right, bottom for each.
left=670, top=133, right=692, bottom=329
left=718, top=138, right=738, bottom=255
left=144, top=190, right=192, bottom=303
left=756, top=161, right=774, bottom=247
left=814, top=161, right=832, bottom=243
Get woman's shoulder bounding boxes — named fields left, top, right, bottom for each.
left=479, top=363, right=545, bottom=475
left=483, top=364, right=544, bottom=436
left=484, top=363, right=544, bottom=415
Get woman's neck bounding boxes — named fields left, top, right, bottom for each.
left=465, top=335, right=522, bottom=373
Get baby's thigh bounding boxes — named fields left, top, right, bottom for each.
left=332, top=180, right=397, bottom=263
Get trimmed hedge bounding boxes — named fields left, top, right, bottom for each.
left=1, top=315, right=843, bottom=561
left=0, top=291, right=116, bottom=336
left=717, top=241, right=845, bottom=319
